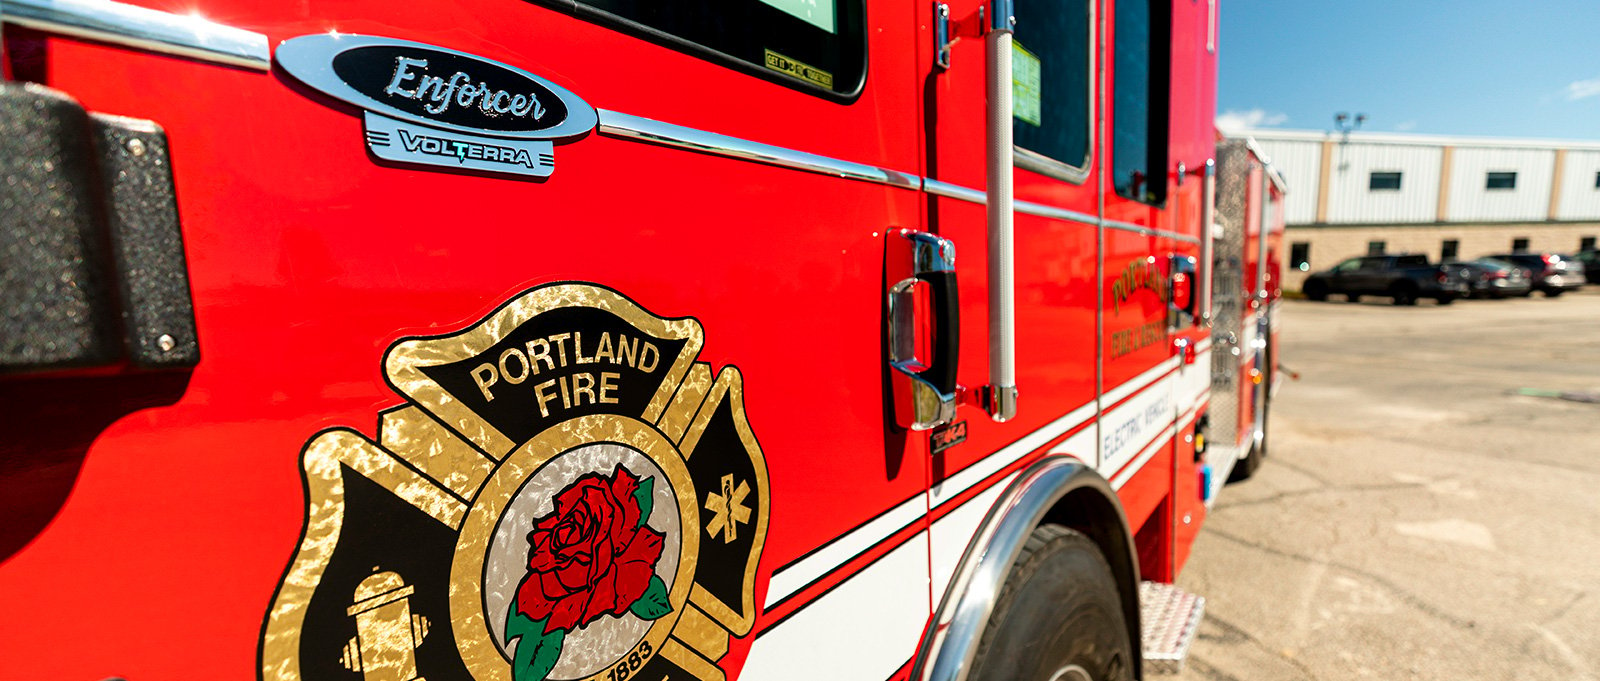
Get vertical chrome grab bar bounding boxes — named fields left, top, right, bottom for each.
left=984, top=0, right=1018, bottom=422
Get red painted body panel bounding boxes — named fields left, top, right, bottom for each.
left=0, top=0, right=1240, bottom=678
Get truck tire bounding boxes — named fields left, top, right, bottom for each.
left=1436, top=295, right=1455, bottom=305
left=1545, top=288, right=1564, bottom=298
left=1303, top=281, right=1328, bottom=301
left=970, top=525, right=1133, bottom=681
left=1390, top=283, right=1418, bottom=306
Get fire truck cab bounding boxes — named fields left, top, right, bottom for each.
left=0, top=0, right=1280, bottom=679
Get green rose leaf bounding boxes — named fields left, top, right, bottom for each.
left=633, top=476, right=655, bottom=526
left=629, top=574, right=673, bottom=620
left=506, top=611, right=565, bottom=681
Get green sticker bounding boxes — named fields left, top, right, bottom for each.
left=1013, top=42, right=1042, bottom=127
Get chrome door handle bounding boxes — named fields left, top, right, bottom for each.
left=887, top=229, right=959, bottom=431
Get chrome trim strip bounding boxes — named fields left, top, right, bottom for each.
left=911, top=456, right=1141, bottom=681
left=3, top=0, right=270, bottom=70
left=923, top=177, right=986, bottom=204
left=1104, top=217, right=1201, bottom=243
left=597, top=109, right=922, bottom=189
left=594, top=109, right=1200, bottom=244
left=1015, top=198, right=1098, bottom=226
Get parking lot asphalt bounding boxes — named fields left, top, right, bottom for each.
left=1172, top=288, right=1600, bottom=681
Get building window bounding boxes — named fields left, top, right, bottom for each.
left=1367, top=241, right=1386, bottom=255
left=1012, top=0, right=1093, bottom=179
left=1111, top=0, right=1171, bottom=205
left=1290, top=242, right=1310, bottom=271
left=1581, top=236, right=1596, bottom=252
left=1486, top=171, right=1518, bottom=190
left=1594, top=171, right=1600, bottom=189
left=1368, top=171, right=1402, bottom=191
left=1441, top=239, right=1459, bottom=261
left=1512, top=237, right=1530, bottom=253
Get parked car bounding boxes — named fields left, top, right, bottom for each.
left=1302, top=254, right=1469, bottom=305
left=1483, top=253, right=1587, bottom=296
left=1570, top=250, right=1600, bottom=285
left=1441, top=258, right=1533, bottom=299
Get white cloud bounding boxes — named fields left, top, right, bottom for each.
left=1394, top=120, right=1418, bottom=132
left=1566, top=77, right=1600, bottom=101
left=1216, top=108, right=1289, bottom=132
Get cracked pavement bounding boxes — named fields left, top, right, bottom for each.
left=1172, top=289, right=1600, bottom=681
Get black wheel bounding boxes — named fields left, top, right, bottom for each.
left=1390, top=284, right=1418, bottom=306
left=1303, top=281, right=1328, bottom=302
left=970, top=525, right=1133, bottom=681
left=1436, top=295, right=1455, bottom=305
left=1345, top=293, right=1361, bottom=303
left=1545, top=288, right=1564, bottom=298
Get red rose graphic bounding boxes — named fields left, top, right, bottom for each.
left=514, top=464, right=667, bottom=635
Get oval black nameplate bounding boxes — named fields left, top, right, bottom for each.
left=276, top=34, right=597, bottom=141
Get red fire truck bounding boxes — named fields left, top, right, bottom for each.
left=0, top=0, right=1284, bottom=679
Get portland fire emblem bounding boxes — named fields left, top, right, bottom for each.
left=260, top=283, right=770, bottom=681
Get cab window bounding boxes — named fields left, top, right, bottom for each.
left=1111, top=0, right=1171, bottom=204
left=534, top=0, right=867, bottom=100
left=1332, top=259, right=1362, bottom=273
left=1013, top=0, right=1093, bottom=180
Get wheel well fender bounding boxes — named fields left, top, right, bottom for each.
left=910, top=455, right=1143, bottom=681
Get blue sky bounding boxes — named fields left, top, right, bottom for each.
left=1216, top=0, right=1600, bottom=140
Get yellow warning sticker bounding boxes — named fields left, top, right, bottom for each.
left=1013, top=42, right=1042, bottom=126
left=764, top=49, right=835, bottom=89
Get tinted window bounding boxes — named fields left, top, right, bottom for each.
left=1395, top=255, right=1429, bottom=267
left=1112, top=0, right=1170, bottom=204
left=1369, top=171, right=1402, bottom=191
left=1486, top=171, right=1518, bottom=190
left=1495, top=254, right=1541, bottom=269
left=1332, top=258, right=1362, bottom=272
left=1013, top=0, right=1092, bottom=175
left=537, top=0, right=866, bottom=99
left=1358, top=258, right=1387, bottom=271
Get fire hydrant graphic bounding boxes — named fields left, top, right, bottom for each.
left=341, top=570, right=430, bottom=681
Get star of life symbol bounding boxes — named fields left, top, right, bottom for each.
left=704, top=474, right=752, bottom=543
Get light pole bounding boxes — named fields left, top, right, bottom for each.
left=1333, top=112, right=1366, bottom=171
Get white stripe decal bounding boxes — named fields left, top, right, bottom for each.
left=762, top=495, right=925, bottom=608
left=1110, top=424, right=1177, bottom=490
left=928, top=400, right=1098, bottom=508
left=1097, top=373, right=1176, bottom=477
left=762, top=359, right=1211, bottom=612
left=1103, top=355, right=1181, bottom=406
left=741, top=535, right=930, bottom=681
left=930, top=475, right=1016, bottom=601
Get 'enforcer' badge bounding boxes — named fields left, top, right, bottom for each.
left=275, top=34, right=597, bottom=179
left=260, top=283, right=770, bottom=681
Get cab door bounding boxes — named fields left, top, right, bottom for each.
left=918, top=0, right=1102, bottom=597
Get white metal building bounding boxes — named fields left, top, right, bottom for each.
left=1231, top=129, right=1600, bottom=290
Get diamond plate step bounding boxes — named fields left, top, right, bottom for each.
left=1140, top=580, right=1205, bottom=674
